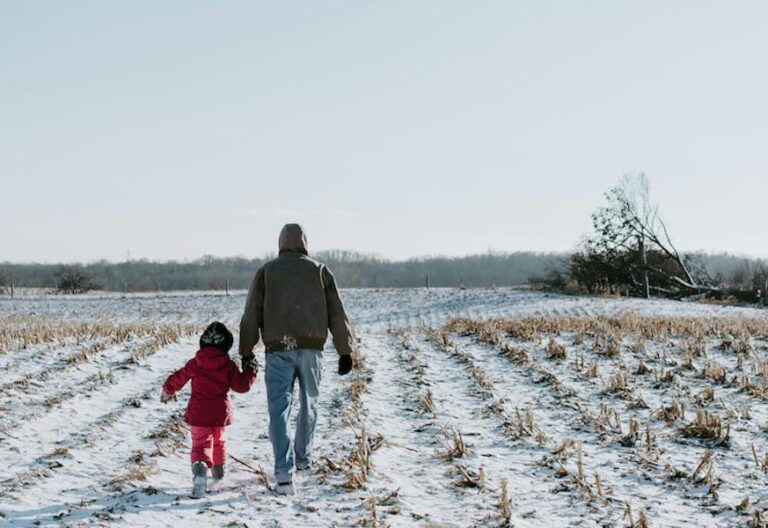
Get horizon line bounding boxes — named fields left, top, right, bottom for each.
left=2, top=247, right=767, bottom=266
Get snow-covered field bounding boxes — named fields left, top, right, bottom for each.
left=1, top=288, right=767, bottom=527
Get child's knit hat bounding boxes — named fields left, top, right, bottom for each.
left=200, top=321, right=234, bottom=353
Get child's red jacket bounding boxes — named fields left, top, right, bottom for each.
left=162, top=346, right=255, bottom=427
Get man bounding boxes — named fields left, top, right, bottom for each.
left=239, top=223, right=355, bottom=495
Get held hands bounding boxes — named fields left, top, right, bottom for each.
left=160, top=391, right=176, bottom=404
left=242, top=354, right=259, bottom=373
left=338, top=354, right=353, bottom=376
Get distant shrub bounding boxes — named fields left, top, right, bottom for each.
left=55, top=265, right=95, bottom=294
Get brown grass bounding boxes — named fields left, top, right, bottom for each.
left=691, top=450, right=715, bottom=482
left=451, top=464, right=485, bottom=488
left=343, top=375, right=369, bottom=423
left=109, top=462, right=157, bottom=489
left=418, top=390, right=435, bottom=416
left=683, top=410, right=729, bottom=443
left=440, top=427, right=469, bottom=460
left=605, top=370, right=633, bottom=397
left=39, top=447, right=69, bottom=460
left=0, top=321, right=195, bottom=406
left=0, top=316, right=196, bottom=356
left=498, top=478, right=512, bottom=524
left=124, top=324, right=193, bottom=365
left=739, top=373, right=768, bottom=400
left=695, top=386, right=715, bottom=405
left=656, top=399, right=684, bottom=423
left=701, top=361, right=727, bottom=384
left=446, top=314, right=768, bottom=346
left=547, top=339, right=567, bottom=360
left=624, top=504, right=651, bottom=528
left=342, top=426, right=373, bottom=490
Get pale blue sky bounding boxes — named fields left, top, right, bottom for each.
left=2, top=1, right=767, bottom=262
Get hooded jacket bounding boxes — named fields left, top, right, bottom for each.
left=239, top=223, right=356, bottom=357
left=162, top=347, right=255, bottom=427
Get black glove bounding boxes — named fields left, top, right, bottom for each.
left=242, top=354, right=259, bottom=373
left=160, top=391, right=176, bottom=404
left=338, top=354, right=353, bottom=376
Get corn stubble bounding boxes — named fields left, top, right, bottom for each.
left=439, top=313, right=768, bottom=524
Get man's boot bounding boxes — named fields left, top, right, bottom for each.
left=275, top=480, right=295, bottom=495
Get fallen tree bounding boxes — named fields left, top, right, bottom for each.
left=571, top=174, right=717, bottom=298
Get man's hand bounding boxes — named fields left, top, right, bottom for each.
left=338, top=354, right=353, bottom=376
left=160, top=391, right=176, bottom=404
left=242, top=354, right=259, bottom=373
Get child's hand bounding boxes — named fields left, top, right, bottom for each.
left=160, top=391, right=176, bottom=404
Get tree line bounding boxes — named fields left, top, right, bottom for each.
left=0, top=248, right=763, bottom=299
left=1, top=176, right=764, bottom=303
left=0, top=251, right=563, bottom=292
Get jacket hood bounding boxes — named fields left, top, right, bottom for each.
left=199, top=321, right=233, bottom=353
left=195, top=346, right=231, bottom=370
left=279, top=223, right=308, bottom=255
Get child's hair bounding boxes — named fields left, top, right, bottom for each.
left=200, top=321, right=234, bottom=352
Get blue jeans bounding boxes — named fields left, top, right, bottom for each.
left=265, top=349, right=323, bottom=483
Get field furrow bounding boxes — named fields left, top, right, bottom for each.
left=414, top=329, right=599, bottom=527
left=0, top=337, right=196, bottom=507
left=452, top=332, right=717, bottom=527
left=359, top=331, right=495, bottom=526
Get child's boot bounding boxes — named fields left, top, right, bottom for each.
left=191, top=462, right=208, bottom=498
left=212, top=464, right=224, bottom=480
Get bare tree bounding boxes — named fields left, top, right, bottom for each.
left=575, top=173, right=715, bottom=297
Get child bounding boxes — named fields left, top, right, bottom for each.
left=161, top=321, right=257, bottom=498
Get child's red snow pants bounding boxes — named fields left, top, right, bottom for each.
left=190, top=426, right=226, bottom=468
